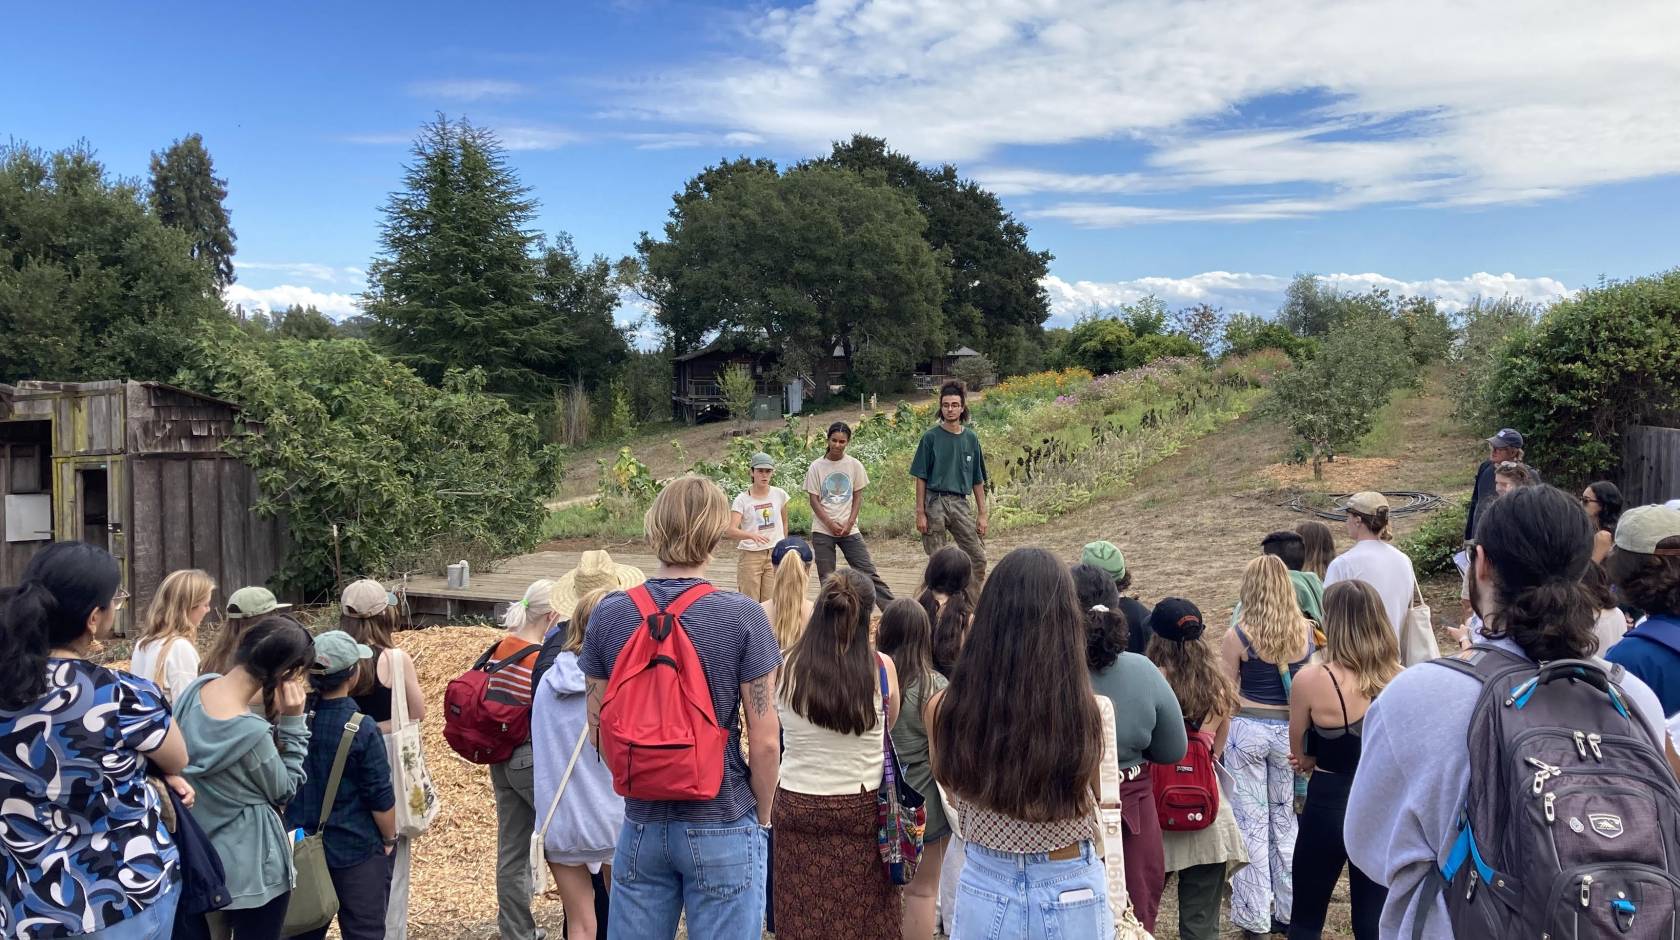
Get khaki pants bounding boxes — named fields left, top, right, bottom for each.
left=736, top=548, right=775, bottom=600
left=922, top=491, right=987, bottom=587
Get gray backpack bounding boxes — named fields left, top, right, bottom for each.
left=1419, top=645, right=1680, bottom=938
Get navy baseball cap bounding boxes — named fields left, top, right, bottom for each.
left=1488, top=428, right=1524, bottom=449
left=771, top=536, right=813, bottom=566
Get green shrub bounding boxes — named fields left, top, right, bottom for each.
left=951, top=353, right=997, bottom=390
left=1273, top=311, right=1414, bottom=479
left=1221, top=313, right=1318, bottom=362
left=1450, top=296, right=1539, bottom=430
left=1400, top=498, right=1468, bottom=575
left=178, top=328, right=562, bottom=597
left=1474, top=270, right=1680, bottom=486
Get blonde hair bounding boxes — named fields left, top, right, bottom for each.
left=769, top=551, right=811, bottom=650
left=645, top=475, right=731, bottom=568
left=1238, top=555, right=1309, bottom=665
left=139, top=569, right=214, bottom=686
left=558, top=587, right=611, bottom=654
left=1319, top=580, right=1402, bottom=701
left=502, top=579, right=557, bottom=632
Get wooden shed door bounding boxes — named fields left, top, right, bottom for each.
left=54, top=455, right=129, bottom=632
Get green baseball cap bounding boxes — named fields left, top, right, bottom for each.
left=1081, top=540, right=1127, bottom=580
left=225, top=586, right=291, bottom=620
left=312, top=630, right=373, bottom=674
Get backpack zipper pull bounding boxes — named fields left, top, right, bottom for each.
left=1573, top=730, right=1588, bottom=759
left=1544, top=791, right=1556, bottom=823
left=1587, top=733, right=1603, bottom=761
left=1580, top=874, right=1594, bottom=908
left=1466, top=867, right=1480, bottom=901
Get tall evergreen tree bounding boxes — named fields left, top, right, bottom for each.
left=148, top=133, right=237, bottom=287
left=1, top=143, right=229, bottom=383
left=364, top=116, right=566, bottom=402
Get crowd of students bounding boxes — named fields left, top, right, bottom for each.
left=5, top=394, right=1680, bottom=940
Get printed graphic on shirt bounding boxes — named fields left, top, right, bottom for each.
left=819, top=472, right=853, bottom=518
left=752, top=501, right=776, bottom=531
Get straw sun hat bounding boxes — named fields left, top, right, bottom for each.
left=552, top=549, right=647, bottom=612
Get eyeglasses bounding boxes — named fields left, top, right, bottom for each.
left=111, top=588, right=130, bottom=611
left=1579, top=495, right=1600, bottom=506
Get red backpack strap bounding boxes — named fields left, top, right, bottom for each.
left=663, top=582, right=715, bottom=619
left=626, top=584, right=658, bottom=619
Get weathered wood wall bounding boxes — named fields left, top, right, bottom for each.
left=1623, top=425, right=1680, bottom=508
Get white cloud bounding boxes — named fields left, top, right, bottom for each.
left=621, top=130, right=769, bottom=151
left=493, top=123, right=580, bottom=150
left=625, top=0, right=1680, bottom=221
left=1041, top=271, right=1575, bottom=325
left=222, top=284, right=361, bottom=320
left=407, top=79, right=529, bottom=101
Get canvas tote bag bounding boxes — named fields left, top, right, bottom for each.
left=530, top=725, right=589, bottom=898
left=281, top=714, right=363, bottom=936
left=1400, top=581, right=1440, bottom=666
left=386, top=649, right=440, bottom=836
left=1091, top=695, right=1153, bottom=940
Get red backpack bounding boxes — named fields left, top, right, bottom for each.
left=442, top=640, right=541, bottom=764
left=1151, top=725, right=1220, bottom=831
left=598, top=583, right=727, bottom=801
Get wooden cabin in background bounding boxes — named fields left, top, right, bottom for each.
left=0, top=380, right=286, bottom=633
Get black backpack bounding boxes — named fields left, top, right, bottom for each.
left=1419, top=645, right=1680, bottom=939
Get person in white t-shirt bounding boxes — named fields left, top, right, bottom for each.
left=128, top=568, right=214, bottom=704
left=725, top=452, right=789, bottom=601
left=1324, top=491, right=1419, bottom=640
left=804, top=422, right=895, bottom=611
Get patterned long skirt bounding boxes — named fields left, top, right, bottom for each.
left=772, top=786, right=903, bottom=939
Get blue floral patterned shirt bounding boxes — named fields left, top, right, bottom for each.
left=0, top=659, right=178, bottom=938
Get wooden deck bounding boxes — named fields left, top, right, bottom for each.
left=395, top=548, right=927, bottom=624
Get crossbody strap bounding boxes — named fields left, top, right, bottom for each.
left=537, top=727, right=590, bottom=840
left=318, top=712, right=366, bottom=831
left=1094, top=694, right=1120, bottom=806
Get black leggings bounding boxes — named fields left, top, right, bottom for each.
left=178, top=890, right=291, bottom=940
left=1288, top=770, right=1385, bottom=940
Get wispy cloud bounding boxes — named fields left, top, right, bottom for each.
left=621, top=130, right=767, bottom=151
left=236, top=261, right=364, bottom=285
left=621, top=0, right=1680, bottom=223
left=222, top=284, right=361, bottom=319
left=1042, top=271, right=1575, bottom=325
left=345, top=122, right=579, bottom=151
left=407, top=78, right=528, bottom=102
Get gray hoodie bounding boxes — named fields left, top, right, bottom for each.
left=532, top=650, right=624, bottom=864
left=1344, top=637, right=1666, bottom=939
left=176, top=673, right=311, bottom=910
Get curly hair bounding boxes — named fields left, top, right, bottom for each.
left=1237, top=555, right=1310, bottom=665
left=1071, top=564, right=1128, bottom=671
left=1608, top=542, right=1680, bottom=618
left=1146, top=633, right=1238, bottom=727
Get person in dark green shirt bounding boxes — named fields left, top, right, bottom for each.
left=910, top=381, right=989, bottom=585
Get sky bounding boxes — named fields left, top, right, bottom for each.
left=6, top=0, right=1678, bottom=334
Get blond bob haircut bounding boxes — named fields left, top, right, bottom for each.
left=645, top=474, right=731, bottom=567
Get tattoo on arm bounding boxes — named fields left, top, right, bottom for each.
left=748, top=675, right=771, bottom=717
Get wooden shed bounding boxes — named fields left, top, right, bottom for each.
left=672, top=340, right=816, bottom=424
left=0, top=380, right=286, bottom=633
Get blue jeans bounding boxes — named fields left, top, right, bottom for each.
left=607, top=810, right=767, bottom=940
left=952, top=841, right=1113, bottom=940
left=82, top=883, right=180, bottom=939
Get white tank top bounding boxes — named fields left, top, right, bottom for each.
left=777, top=680, right=886, bottom=796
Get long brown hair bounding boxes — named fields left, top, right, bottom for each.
left=340, top=606, right=399, bottom=696
left=782, top=569, right=879, bottom=735
left=932, top=548, right=1101, bottom=822
left=876, top=598, right=935, bottom=700
left=1296, top=521, right=1335, bottom=579
left=1146, top=632, right=1238, bottom=727
left=918, top=545, right=972, bottom=677
left=1318, top=580, right=1402, bottom=701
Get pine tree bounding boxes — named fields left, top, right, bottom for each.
left=364, top=116, right=571, bottom=402
left=148, top=134, right=237, bottom=287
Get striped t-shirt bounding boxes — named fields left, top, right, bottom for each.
left=487, top=635, right=541, bottom=707
left=581, top=578, right=781, bottom=824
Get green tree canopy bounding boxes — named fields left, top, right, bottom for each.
left=533, top=234, right=630, bottom=391
left=365, top=115, right=604, bottom=404
left=148, top=133, right=237, bottom=288
left=638, top=158, right=944, bottom=393
left=822, top=135, right=1053, bottom=376
left=0, top=143, right=231, bottom=384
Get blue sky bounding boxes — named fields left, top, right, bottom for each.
left=6, top=0, right=1678, bottom=331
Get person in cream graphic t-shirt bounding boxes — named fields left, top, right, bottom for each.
left=804, top=421, right=894, bottom=610
left=726, top=452, right=788, bottom=601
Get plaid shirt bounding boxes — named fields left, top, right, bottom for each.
left=284, top=696, right=394, bottom=869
